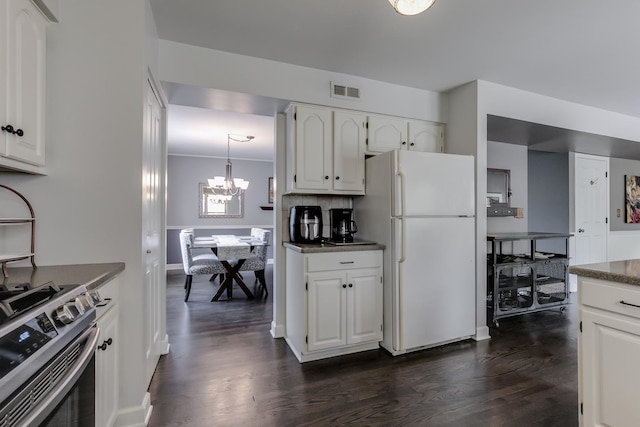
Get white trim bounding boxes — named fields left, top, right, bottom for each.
left=474, top=326, right=491, bottom=341
left=115, top=392, right=152, bottom=427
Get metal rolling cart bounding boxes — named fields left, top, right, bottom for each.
left=487, top=232, right=572, bottom=327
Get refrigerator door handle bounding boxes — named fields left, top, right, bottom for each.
left=395, top=171, right=405, bottom=217
left=395, top=218, right=406, bottom=263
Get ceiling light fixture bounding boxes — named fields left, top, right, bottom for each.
left=207, top=134, right=252, bottom=197
left=388, top=0, right=436, bottom=15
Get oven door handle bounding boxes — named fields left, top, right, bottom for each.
left=21, top=325, right=100, bottom=427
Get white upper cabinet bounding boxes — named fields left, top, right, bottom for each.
left=1, top=0, right=47, bottom=172
left=367, top=114, right=444, bottom=154
left=333, top=110, right=365, bottom=193
left=408, top=119, right=444, bottom=153
left=367, top=115, right=406, bottom=152
left=286, top=104, right=365, bottom=195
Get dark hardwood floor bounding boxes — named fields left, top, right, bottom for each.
left=148, top=267, right=578, bottom=427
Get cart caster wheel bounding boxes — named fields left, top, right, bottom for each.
left=493, top=320, right=499, bottom=328
left=559, top=306, right=567, bottom=317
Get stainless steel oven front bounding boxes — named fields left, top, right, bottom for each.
left=0, top=282, right=102, bottom=427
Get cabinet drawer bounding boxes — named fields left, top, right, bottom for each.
left=581, top=278, right=640, bottom=320
left=306, top=251, right=381, bottom=272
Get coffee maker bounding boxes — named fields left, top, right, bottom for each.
left=329, top=208, right=358, bottom=243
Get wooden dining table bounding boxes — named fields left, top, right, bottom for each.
left=193, top=235, right=267, bottom=301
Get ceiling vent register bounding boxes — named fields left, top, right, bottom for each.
left=330, top=82, right=360, bottom=100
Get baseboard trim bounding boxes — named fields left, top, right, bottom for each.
left=115, top=392, right=152, bottom=427
left=270, top=321, right=285, bottom=338
left=474, top=326, right=491, bottom=341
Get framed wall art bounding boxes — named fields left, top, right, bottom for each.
left=625, top=175, right=640, bottom=223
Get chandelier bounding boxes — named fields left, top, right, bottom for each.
left=207, top=134, right=252, bottom=197
left=388, top=0, right=436, bottom=15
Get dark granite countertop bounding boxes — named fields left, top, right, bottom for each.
left=4, top=262, right=125, bottom=290
left=569, top=259, right=640, bottom=287
left=284, top=241, right=385, bottom=253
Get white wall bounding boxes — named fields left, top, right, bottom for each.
left=0, top=1, right=156, bottom=424
left=157, top=40, right=446, bottom=123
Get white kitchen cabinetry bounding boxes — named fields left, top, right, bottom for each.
left=286, top=104, right=365, bottom=195
left=285, top=249, right=383, bottom=362
left=95, top=276, right=120, bottom=427
left=0, top=0, right=47, bottom=173
left=578, top=277, right=640, bottom=427
left=367, top=114, right=444, bottom=154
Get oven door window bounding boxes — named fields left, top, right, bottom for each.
left=41, top=357, right=95, bottom=427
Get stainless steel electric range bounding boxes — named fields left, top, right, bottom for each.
left=0, top=281, right=103, bottom=426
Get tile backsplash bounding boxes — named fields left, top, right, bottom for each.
left=281, top=194, right=353, bottom=241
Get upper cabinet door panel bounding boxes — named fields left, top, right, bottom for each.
left=333, top=111, right=365, bottom=192
left=294, top=106, right=332, bottom=191
left=5, top=0, right=46, bottom=166
left=367, top=115, right=406, bottom=153
left=408, top=120, right=444, bottom=153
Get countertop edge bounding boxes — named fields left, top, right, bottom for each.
left=568, top=265, right=640, bottom=287
left=283, top=242, right=385, bottom=253
left=5, top=262, right=126, bottom=289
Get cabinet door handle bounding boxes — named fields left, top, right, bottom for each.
left=578, top=228, right=585, bottom=233
left=1, top=125, right=23, bottom=136
left=348, top=283, right=353, bottom=288
left=620, top=300, right=640, bottom=309
left=342, top=284, right=347, bottom=288
left=401, top=141, right=406, bottom=145
left=335, top=176, right=340, bottom=180
left=339, top=261, right=354, bottom=264
left=324, top=175, right=329, bottom=180
left=410, top=142, right=415, bottom=146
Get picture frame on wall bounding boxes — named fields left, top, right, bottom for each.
left=625, top=175, right=640, bottom=223
left=268, top=177, right=274, bottom=204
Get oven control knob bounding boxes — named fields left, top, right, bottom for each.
left=72, top=298, right=86, bottom=316
left=54, top=304, right=76, bottom=325
left=86, top=290, right=102, bottom=305
left=77, top=292, right=95, bottom=310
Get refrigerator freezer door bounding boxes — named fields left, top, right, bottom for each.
left=393, top=150, right=474, bottom=217
left=394, top=216, right=475, bottom=351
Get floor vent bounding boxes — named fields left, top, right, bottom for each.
left=330, top=82, right=360, bottom=100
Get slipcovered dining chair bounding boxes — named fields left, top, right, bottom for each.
left=232, top=228, right=271, bottom=298
left=179, top=229, right=228, bottom=302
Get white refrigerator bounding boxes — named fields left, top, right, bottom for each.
left=354, top=150, right=476, bottom=355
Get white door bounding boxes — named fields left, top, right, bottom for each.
left=367, top=115, right=406, bottom=153
left=333, top=110, right=365, bottom=192
left=143, top=79, right=165, bottom=386
left=294, top=105, right=332, bottom=191
left=307, top=272, right=346, bottom=351
left=407, top=120, right=444, bottom=153
left=572, top=153, right=608, bottom=291
left=346, top=268, right=382, bottom=344
left=5, top=0, right=46, bottom=165
left=395, top=217, right=475, bottom=351
left=394, top=151, right=475, bottom=217
left=581, top=307, right=640, bottom=427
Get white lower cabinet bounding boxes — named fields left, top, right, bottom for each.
left=95, top=276, right=120, bottom=427
left=578, top=277, right=640, bottom=427
left=286, top=249, right=383, bottom=362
